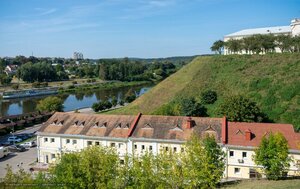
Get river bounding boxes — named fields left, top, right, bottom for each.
left=0, top=85, right=152, bottom=116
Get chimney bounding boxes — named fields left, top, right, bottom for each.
left=186, top=117, right=194, bottom=129
left=245, top=129, right=252, bottom=141
left=221, top=116, right=227, bottom=144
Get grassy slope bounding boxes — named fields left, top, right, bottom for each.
left=222, top=179, right=300, bottom=189
left=109, top=54, right=300, bottom=130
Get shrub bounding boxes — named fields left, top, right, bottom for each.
left=72, top=81, right=78, bottom=85
left=201, top=90, right=217, bottom=104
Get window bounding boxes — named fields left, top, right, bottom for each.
left=134, top=145, right=137, bottom=150
left=181, top=148, right=184, bottom=152
left=44, top=138, right=48, bottom=142
left=118, top=143, right=122, bottom=148
left=234, top=168, right=240, bottom=174
left=72, top=140, right=77, bottom=145
left=242, top=152, right=247, bottom=158
left=95, top=142, right=100, bottom=146
left=165, top=147, right=169, bottom=151
left=173, top=147, right=177, bottom=152
left=51, top=154, right=56, bottom=159
left=229, top=151, right=234, bottom=157
left=149, top=146, right=153, bottom=151
left=120, top=159, right=125, bottom=165
left=66, top=139, right=70, bottom=144
left=50, top=138, right=55, bottom=143
left=87, top=141, right=92, bottom=146
left=142, top=145, right=145, bottom=150
left=110, top=143, right=116, bottom=147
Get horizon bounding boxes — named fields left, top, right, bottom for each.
left=0, top=0, right=299, bottom=59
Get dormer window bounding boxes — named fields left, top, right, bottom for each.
left=79, top=121, right=85, bottom=127
left=93, top=122, right=99, bottom=127
left=51, top=120, right=58, bottom=125
left=57, top=120, right=64, bottom=126
left=116, top=123, right=122, bottom=128
left=101, top=122, right=107, bottom=128
left=124, top=123, right=130, bottom=129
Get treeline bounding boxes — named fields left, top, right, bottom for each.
left=17, top=62, right=68, bottom=82
left=98, top=58, right=176, bottom=81
left=1, top=56, right=184, bottom=84
left=211, top=34, right=300, bottom=54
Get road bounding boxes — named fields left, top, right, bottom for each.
left=0, top=147, right=37, bottom=178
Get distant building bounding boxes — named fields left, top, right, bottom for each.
left=224, top=18, right=300, bottom=55
left=73, top=52, right=83, bottom=60
left=37, top=112, right=300, bottom=179
left=4, top=65, right=18, bottom=75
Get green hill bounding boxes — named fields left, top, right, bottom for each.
left=109, top=54, right=300, bottom=130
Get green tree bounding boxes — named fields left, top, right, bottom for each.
left=201, top=90, right=218, bottom=104
left=36, top=96, right=64, bottom=112
left=211, top=40, right=224, bottom=54
left=276, top=34, right=293, bottom=52
left=0, top=74, right=12, bottom=85
left=182, top=135, right=225, bottom=188
left=111, top=96, right=118, bottom=107
left=50, top=146, right=119, bottom=189
left=225, top=39, right=242, bottom=54
left=218, top=95, right=265, bottom=122
left=254, top=132, right=291, bottom=180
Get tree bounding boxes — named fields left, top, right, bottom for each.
left=218, top=95, right=265, bottom=122
left=225, top=39, right=242, bottom=54
left=182, top=135, right=225, bottom=188
left=211, top=40, right=224, bottom=54
left=178, top=97, right=207, bottom=116
left=124, top=89, right=136, bottom=103
left=0, top=74, right=12, bottom=85
left=254, top=132, right=291, bottom=180
left=276, top=34, right=293, bottom=52
left=50, top=146, right=119, bottom=189
left=36, top=96, right=64, bottom=112
left=111, top=96, right=118, bottom=107
left=201, top=90, right=217, bottom=104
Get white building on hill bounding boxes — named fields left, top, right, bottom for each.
left=224, top=18, right=300, bottom=55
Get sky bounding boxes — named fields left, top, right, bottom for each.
left=0, top=0, right=299, bottom=59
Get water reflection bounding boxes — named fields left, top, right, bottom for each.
left=0, top=85, right=151, bottom=116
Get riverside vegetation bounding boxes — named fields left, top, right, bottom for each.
left=109, top=54, right=300, bottom=131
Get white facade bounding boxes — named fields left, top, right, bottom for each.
left=37, top=134, right=300, bottom=179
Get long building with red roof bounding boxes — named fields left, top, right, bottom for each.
left=37, top=112, right=300, bottom=179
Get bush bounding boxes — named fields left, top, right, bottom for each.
left=201, top=90, right=217, bottom=104
left=72, top=81, right=78, bottom=85
left=11, top=84, right=19, bottom=90
left=36, top=96, right=64, bottom=112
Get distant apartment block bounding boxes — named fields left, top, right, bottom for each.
left=73, top=52, right=83, bottom=60
left=224, top=18, right=300, bottom=55
left=37, top=112, right=300, bottom=179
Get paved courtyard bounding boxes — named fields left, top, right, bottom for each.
left=0, top=147, right=37, bottom=178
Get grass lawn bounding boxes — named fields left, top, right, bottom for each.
left=222, top=179, right=300, bottom=189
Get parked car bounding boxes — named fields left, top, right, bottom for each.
left=8, top=145, right=26, bottom=152
left=0, top=146, right=9, bottom=158
left=7, top=136, right=22, bottom=143
left=20, top=141, right=37, bottom=148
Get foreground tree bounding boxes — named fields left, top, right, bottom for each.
left=254, top=132, right=291, bottom=180
left=50, top=146, right=119, bottom=189
left=182, top=135, right=225, bottom=188
left=36, top=96, right=64, bottom=112
left=218, top=95, right=265, bottom=122
left=201, top=90, right=218, bottom=104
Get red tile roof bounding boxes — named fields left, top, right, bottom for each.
left=227, top=122, right=300, bottom=150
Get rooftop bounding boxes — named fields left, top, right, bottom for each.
left=225, top=26, right=291, bottom=37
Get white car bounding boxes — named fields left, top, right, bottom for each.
left=7, top=136, right=22, bottom=143
left=20, top=141, right=37, bottom=148
left=0, top=147, right=9, bottom=158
